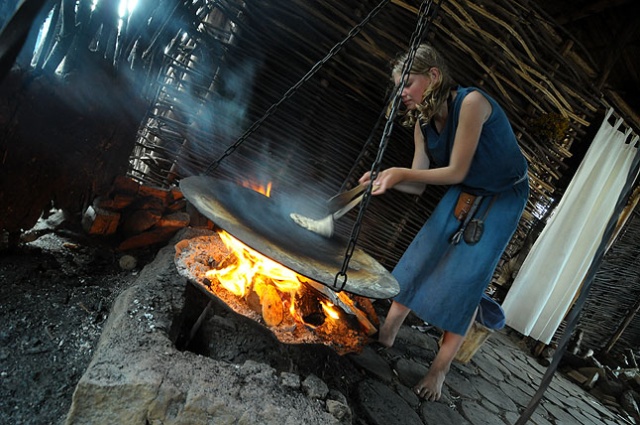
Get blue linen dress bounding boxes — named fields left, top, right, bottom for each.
left=392, top=86, right=529, bottom=336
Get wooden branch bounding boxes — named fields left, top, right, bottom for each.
left=601, top=294, right=640, bottom=355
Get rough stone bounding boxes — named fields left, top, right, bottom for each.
left=326, top=399, right=351, bottom=423
left=347, top=345, right=395, bottom=384
left=499, top=379, right=534, bottom=408
left=446, top=369, right=481, bottom=400
left=280, top=372, right=301, bottom=389
left=460, top=400, right=500, bottom=425
left=471, top=376, right=518, bottom=412
left=479, top=398, right=501, bottom=414
left=529, top=409, right=554, bottom=425
left=356, top=379, right=422, bottom=425
left=302, top=374, right=329, bottom=400
left=64, top=236, right=341, bottom=425
left=421, top=401, right=471, bottom=424
left=544, top=401, right=582, bottom=424
left=393, top=382, right=421, bottom=409
left=472, top=353, right=507, bottom=383
left=397, top=326, right=439, bottom=352
left=328, top=389, right=348, bottom=405
left=504, top=410, right=520, bottom=424
left=395, top=357, right=428, bottom=387
left=568, top=405, right=608, bottom=425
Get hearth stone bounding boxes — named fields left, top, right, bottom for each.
left=64, top=228, right=349, bottom=425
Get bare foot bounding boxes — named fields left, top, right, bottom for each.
left=413, top=367, right=447, bottom=401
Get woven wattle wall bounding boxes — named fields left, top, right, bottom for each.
left=554, top=208, right=640, bottom=358
left=129, top=0, right=604, bottom=278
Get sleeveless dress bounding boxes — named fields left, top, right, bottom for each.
left=392, top=86, right=529, bottom=336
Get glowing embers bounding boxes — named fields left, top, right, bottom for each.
left=174, top=231, right=378, bottom=355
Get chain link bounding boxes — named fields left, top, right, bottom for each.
left=198, top=0, right=443, bottom=293
left=332, top=0, right=441, bottom=292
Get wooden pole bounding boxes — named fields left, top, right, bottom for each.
left=601, top=294, right=640, bottom=355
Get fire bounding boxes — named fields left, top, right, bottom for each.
left=207, top=230, right=302, bottom=299
left=320, top=301, right=341, bottom=320
left=240, top=180, right=272, bottom=197
left=176, top=231, right=379, bottom=354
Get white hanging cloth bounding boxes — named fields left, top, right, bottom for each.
left=503, top=109, right=640, bottom=344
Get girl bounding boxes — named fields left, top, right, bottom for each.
left=360, top=44, right=529, bottom=401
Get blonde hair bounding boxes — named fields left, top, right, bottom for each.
left=391, top=44, right=455, bottom=127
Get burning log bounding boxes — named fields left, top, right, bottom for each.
left=303, top=279, right=378, bottom=336
left=257, top=283, right=285, bottom=327
left=294, top=286, right=326, bottom=327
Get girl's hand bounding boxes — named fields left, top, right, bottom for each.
left=358, top=171, right=374, bottom=187
left=359, top=168, right=408, bottom=195
left=358, top=171, right=384, bottom=195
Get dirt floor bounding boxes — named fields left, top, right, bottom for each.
left=0, top=210, right=157, bottom=425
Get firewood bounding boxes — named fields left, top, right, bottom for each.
left=117, top=226, right=184, bottom=251
left=295, top=287, right=325, bottom=327
left=166, top=198, right=187, bottom=212
left=352, top=296, right=380, bottom=327
left=112, top=175, right=140, bottom=195
left=246, top=288, right=262, bottom=315
left=127, top=196, right=166, bottom=214
left=260, top=285, right=284, bottom=327
left=300, top=279, right=377, bottom=334
left=156, top=212, right=190, bottom=228
left=186, top=202, right=214, bottom=228
left=333, top=292, right=378, bottom=336
left=626, top=349, right=638, bottom=369
left=121, top=209, right=162, bottom=235
left=94, top=194, right=136, bottom=211
left=621, top=390, right=640, bottom=424
left=138, top=184, right=171, bottom=204
left=170, top=187, right=184, bottom=202
left=81, top=205, right=120, bottom=235
left=339, top=297, right=378, bottom=336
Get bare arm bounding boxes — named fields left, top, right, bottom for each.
left=391, top=121, right=429, bottom=194
left=359, top=122, right=429, bottom=194
left=362, top=91, right=491, bottom=194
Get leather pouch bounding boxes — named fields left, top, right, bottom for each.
left=463, top=218, right=484, bottom=245
left=454, top=192, right=477, bottom=220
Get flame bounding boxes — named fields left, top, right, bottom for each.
left=206, top=230, right=301, bottom=299
left=320, top=301, right=340, bottom=320
left=180, top=231, right=378, bottom=354
left=240, top=180, right=272, bottom=197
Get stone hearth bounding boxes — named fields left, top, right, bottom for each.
left=64, top=228, right=355, bottom=425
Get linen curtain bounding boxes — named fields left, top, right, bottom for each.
left=503, top=109, right=640, bottom=344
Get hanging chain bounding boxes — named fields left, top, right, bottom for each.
left=203, top=0, right=392, bottom=175
left=333, top=0, right=441, bottom=291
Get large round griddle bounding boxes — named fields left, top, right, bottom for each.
left=180, top=176, right=399, bottom=299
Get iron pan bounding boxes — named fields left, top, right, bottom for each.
left=179, top=175, right=399, bottom=299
